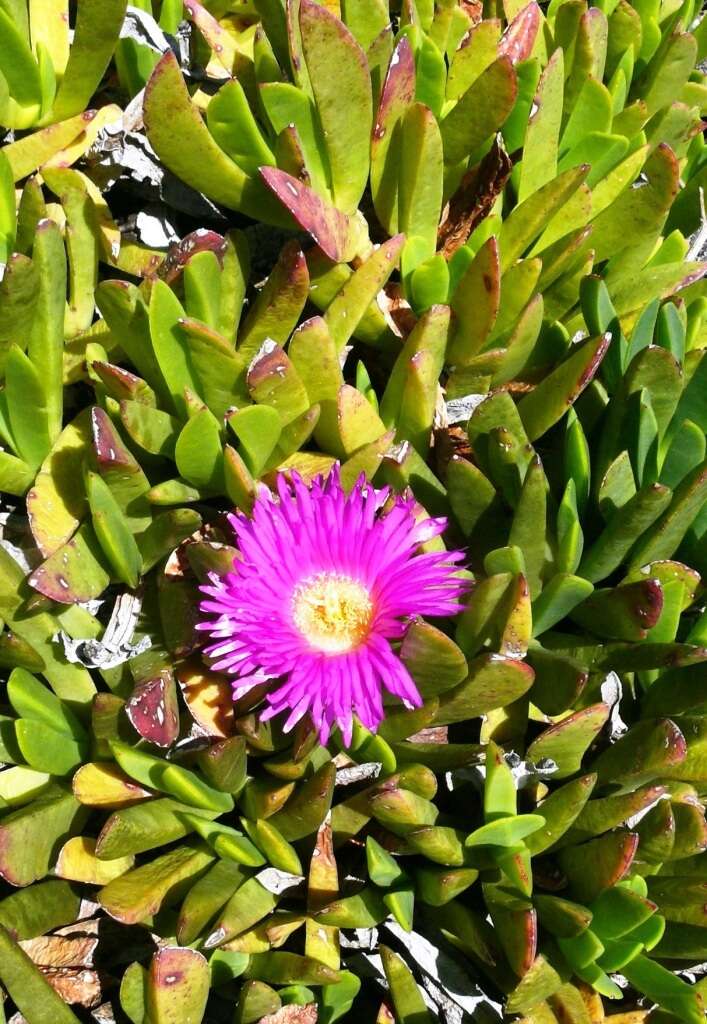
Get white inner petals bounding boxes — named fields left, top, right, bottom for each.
left=292, top=572, right=373, bottom=653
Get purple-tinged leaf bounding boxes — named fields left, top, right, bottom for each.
left=126, top=670, right=180, bottom=748
left=260, top=168, right=363, bottom=263
left=90, top=407, right=152, bottom=531
left=498, top=3, right=541, bottom=64
left=371, top=35, right=416, bottom=233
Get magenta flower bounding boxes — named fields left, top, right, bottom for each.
left=198, top=468, right=467, bottom=745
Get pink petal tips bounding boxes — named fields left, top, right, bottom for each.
left=198, top=468, right=468, bottom=746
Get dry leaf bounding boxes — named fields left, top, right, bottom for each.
left=437, top=140, right=513, bottom=259
left=42, top=968, right=103, bottom=1008
left=176, top=657, right=234, bottom=737
left=19, top=934, right=98, bottom=969
left=259, top=1006, right=318, bottom=1024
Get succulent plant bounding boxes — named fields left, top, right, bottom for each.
left=0, top=0, right=706, bottom=1022
left=0, top=0, right=127, bottom=129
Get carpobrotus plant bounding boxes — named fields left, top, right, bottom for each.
left=0, top=0, right=706, bottom=1022
left=198, top=468, right=468, bottom=744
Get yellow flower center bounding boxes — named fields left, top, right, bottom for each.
left=292, top=572, right=373, bottom=653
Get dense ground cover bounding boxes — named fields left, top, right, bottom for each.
left=0, top=0, right=706, bottom=1021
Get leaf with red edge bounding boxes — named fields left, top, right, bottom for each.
left=259, top=168, right=364, bottom=263
left=558, top=831, right=639, bottom=903
left=158, top=229, right=227, bottom=286
left=485, top=886, right=538, bottom=976
left=526, top=704, right=610, bottom=779
left=517, top=333, right=610, bottom=441
left=570, top=578, right=665, bottom=641
left=146, top=946, right=210, bottom=1024
left=591, top=718, right=687, bottom=788
left=371, top=35, right=416, bottom=234
left=90, top=407, right=151, bottom=532
left=498, top=3, right=542, bottom=64
left=237, top=241, right=310, bottom=363
left=91, top=362, right=157, bottom=405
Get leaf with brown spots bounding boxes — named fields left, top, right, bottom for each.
left=146, top=946, right=210, bottom=1024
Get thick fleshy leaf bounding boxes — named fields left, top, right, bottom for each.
left=441, top=57, right=518, bottom=165
left=206, top=877, right=279, bottom=948
left=14, top=719, right=86, bottom=776
left=177, top=859, right=247, bottom=946
left=144, top=53, right=286, bottom=223
left=526, top=705, right=610, bottom=779
left=448, top=237, right=501, bottom=364
left=299, top=0, right=372, bottom=213
left=0, top=789, right=87, bottom=886
left=3, top=112, right=93, bottom=180
left=324, top=235, right=404, bottom=352
left=484, top=885, right=537, bottom=976
left=400, top=621, right=468, bottom=697
left=72, top=761, right=151, bottom=809
left=99, top=843, right=214, bottom=925
left=27, top=522, right=108, bottom=604
left=247, top=342, right=311, bottom=428
left=435, top=654, right=534, bottom=723
left=56, top=836, right=134, bottom=885
left=146, top=947, right=210, bottom=1024
left=629, top=459, right=707, bottom=569
left=498, top=165, right=590, bottom=272
left=380, top=945, right=434, bottom=1024
left=591, top=719, right=687, bottom=788
left=571, top=578, right=664, bottom=641
left=558, top=831, right=639, bottom=903
left=175, top=409, right=225, bottom=492
left=51, top=0, right=127, bottom=120
left=398, top=103, right=444, bottom=269
left=518, top=334, right=610, bottom=440
left=238, top=242, right=309, bottom=363
left=0, top=879, right=79, bottom=946
left=580, top=484, right=673, bottom=582
left=269, top=763, right=336, bottom=841
left=260, top=168, right=364, bottom=262
left=178, top=317, right=248, bottom=418
left=86, top=471, right=142, bottom=588
left=0, top=923, right=82, bottom=1024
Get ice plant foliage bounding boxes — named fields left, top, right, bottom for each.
left=1, top=0, right=707, bottom=1020
left=198, top=469, right=467, bottom=744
